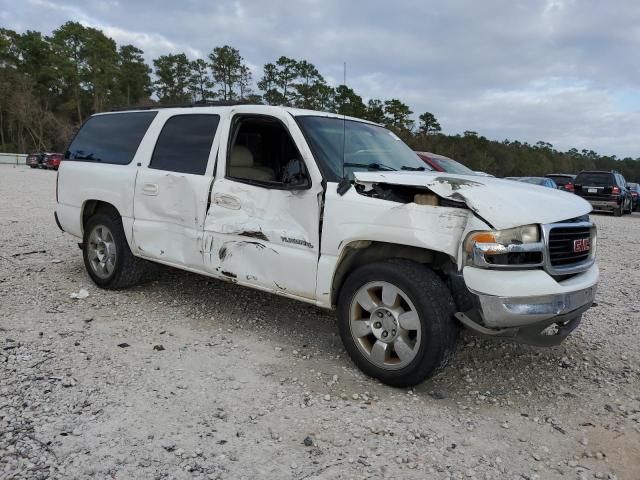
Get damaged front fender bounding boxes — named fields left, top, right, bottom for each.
left=352, top=171, right=592, bottom=230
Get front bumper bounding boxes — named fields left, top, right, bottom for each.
left=456, top=264, right=598, bottom=346
left=476, top=284, right=596, bottom=328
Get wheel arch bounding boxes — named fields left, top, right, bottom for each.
left=330, top=240, right=455, bottom=307
left=81, top=200, right=121, bottom=233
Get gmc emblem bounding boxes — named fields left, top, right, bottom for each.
left=573, top=238, right=590, bottom=253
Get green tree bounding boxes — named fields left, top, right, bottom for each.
left=418, top=111, right=441, bottom=135
left=83, top=26, right=119, bottom=113
left=153, top=53, right=192, bottom=104
left=116, top=45, right=151, bottom=106
left=334, top=85, right=367, bottom=118
left=291, top=60, right=326, bottom=109
left=257, top=62, right=284, bottom=105
left=383, top=99, right=413, bottom=132
left=189, top=58, right=214, bottom=102
left=14, top=31, right=61, bottom=106
left=258, top=56, right=298, bottom=105
left=314, top=84, right=335, bottom=111
left=50, top=21, right=89, bottom=122
left=364, top=99, right=385, bottom=123
left=238, top=64, right=254, bottom=101
left=209, top=45, right=243, bottom=101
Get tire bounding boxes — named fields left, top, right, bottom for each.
left=614, top=205, right=622, bottom=217
left=82, top=211, right=147, bottom=289
left=624, top=199, right=632, bottom=215
left=337, top=259, right=459, bottom=387
left=29, top=165, right=37, bottom=169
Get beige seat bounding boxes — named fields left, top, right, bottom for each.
left=229, top=145, right=275, bottom=182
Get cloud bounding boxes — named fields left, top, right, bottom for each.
left=4, top=0, right=639, bottom=157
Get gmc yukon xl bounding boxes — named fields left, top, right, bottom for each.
left=55, top=104, right=599, bottom=386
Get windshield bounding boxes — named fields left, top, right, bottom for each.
left=296, top=116, right=431, bottom=181
left=429, top=156, right=475, bottom=175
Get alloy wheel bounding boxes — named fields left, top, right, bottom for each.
left=349, top=281, right=422, bottom=370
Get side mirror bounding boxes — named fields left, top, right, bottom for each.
left=282, top=158, right=309, bottom=189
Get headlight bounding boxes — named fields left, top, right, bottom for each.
left=464, top=224, right=543, bottom=268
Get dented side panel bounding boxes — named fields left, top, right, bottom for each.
left=132, top=172, right=213, bottom=268
left=315, top=184, right=472, bottom=307
left=204, top=178, right=321, bottom=298
left=131, top=110, right=222, bottom=270
left=202, top=108, right=325, bottom=299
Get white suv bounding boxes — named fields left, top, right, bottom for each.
left=55, top=104, right=598, bottom=386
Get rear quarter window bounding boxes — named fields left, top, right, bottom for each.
left=65, top=112, right=157, bottom=165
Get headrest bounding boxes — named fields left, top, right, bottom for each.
left=231, top=145, right=253, bottom=167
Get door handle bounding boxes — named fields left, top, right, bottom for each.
left=214, top=193, right=241, bottom=210
left=142, top=183, right=159, bottom=196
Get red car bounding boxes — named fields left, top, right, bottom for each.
left=415, top=151, right=476, bottom=175
left=44, top=152, right=63, bottom=170
left=546, top=173, right=576, bottom=193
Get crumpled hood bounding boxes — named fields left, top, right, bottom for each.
left=353, top=171, right=592, bottom=230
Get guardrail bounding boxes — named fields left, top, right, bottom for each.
left=0, top=153, right=28, bottom=165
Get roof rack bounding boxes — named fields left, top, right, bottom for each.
left=109, top=100, right=258, bottom=112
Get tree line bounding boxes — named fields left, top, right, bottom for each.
left=1, top=21, right=638, bottom=181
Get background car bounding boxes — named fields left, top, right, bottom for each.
left=546, top=173, right=575, bottom=192
left=517, top=177, right=558, bottom=189
left=26, top=152, right=45, bottom=168
left=415, top=151, right=475, bottom=174
left=628, top=182, right=639, bottom=211
left=43, top=152, right=63, bottom=170
left=573, top=170, right=633, bottom=216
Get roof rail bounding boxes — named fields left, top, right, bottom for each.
left=109, top=100, right=259, bottom=112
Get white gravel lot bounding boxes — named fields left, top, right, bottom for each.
left=1, top=165, right=639, bottom=480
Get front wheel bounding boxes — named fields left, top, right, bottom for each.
left=337, top=259, right=459, bottom=387
left=83, top=211, right=148, bottom=289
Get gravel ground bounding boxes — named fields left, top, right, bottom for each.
left=1, top=165, right=639, bottom=480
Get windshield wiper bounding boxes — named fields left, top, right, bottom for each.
left=400, top=165, right=426, bottom=171
left=344, top=162, right=396, bottom=171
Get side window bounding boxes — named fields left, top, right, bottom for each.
left=227, top=116, right=309, bottom=189
left=150, top=114, right=219, bottom=175
left=65, top=112, right=157, bottom=165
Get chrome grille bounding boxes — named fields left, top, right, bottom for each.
left=543, top=221, right=595, bottom=275
left=548, top=226, right=591, bottom=266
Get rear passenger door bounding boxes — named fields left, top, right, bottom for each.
left=132, top=113, right=220, bottom=269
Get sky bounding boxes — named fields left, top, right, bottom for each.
left=2, top=0, right=640, bottom=158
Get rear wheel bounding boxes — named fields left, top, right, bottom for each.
left=614, top=205, right=623, bottom=217
left=337, top=259, right=458, bottom=387
left=83, top=211, right=148, bottom=289
left=624, top=199, right=632, bottom=214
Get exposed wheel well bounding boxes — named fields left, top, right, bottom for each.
left=330, top=240, right=454, bottom=307
left=82, top=200, right=120, bottom=231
